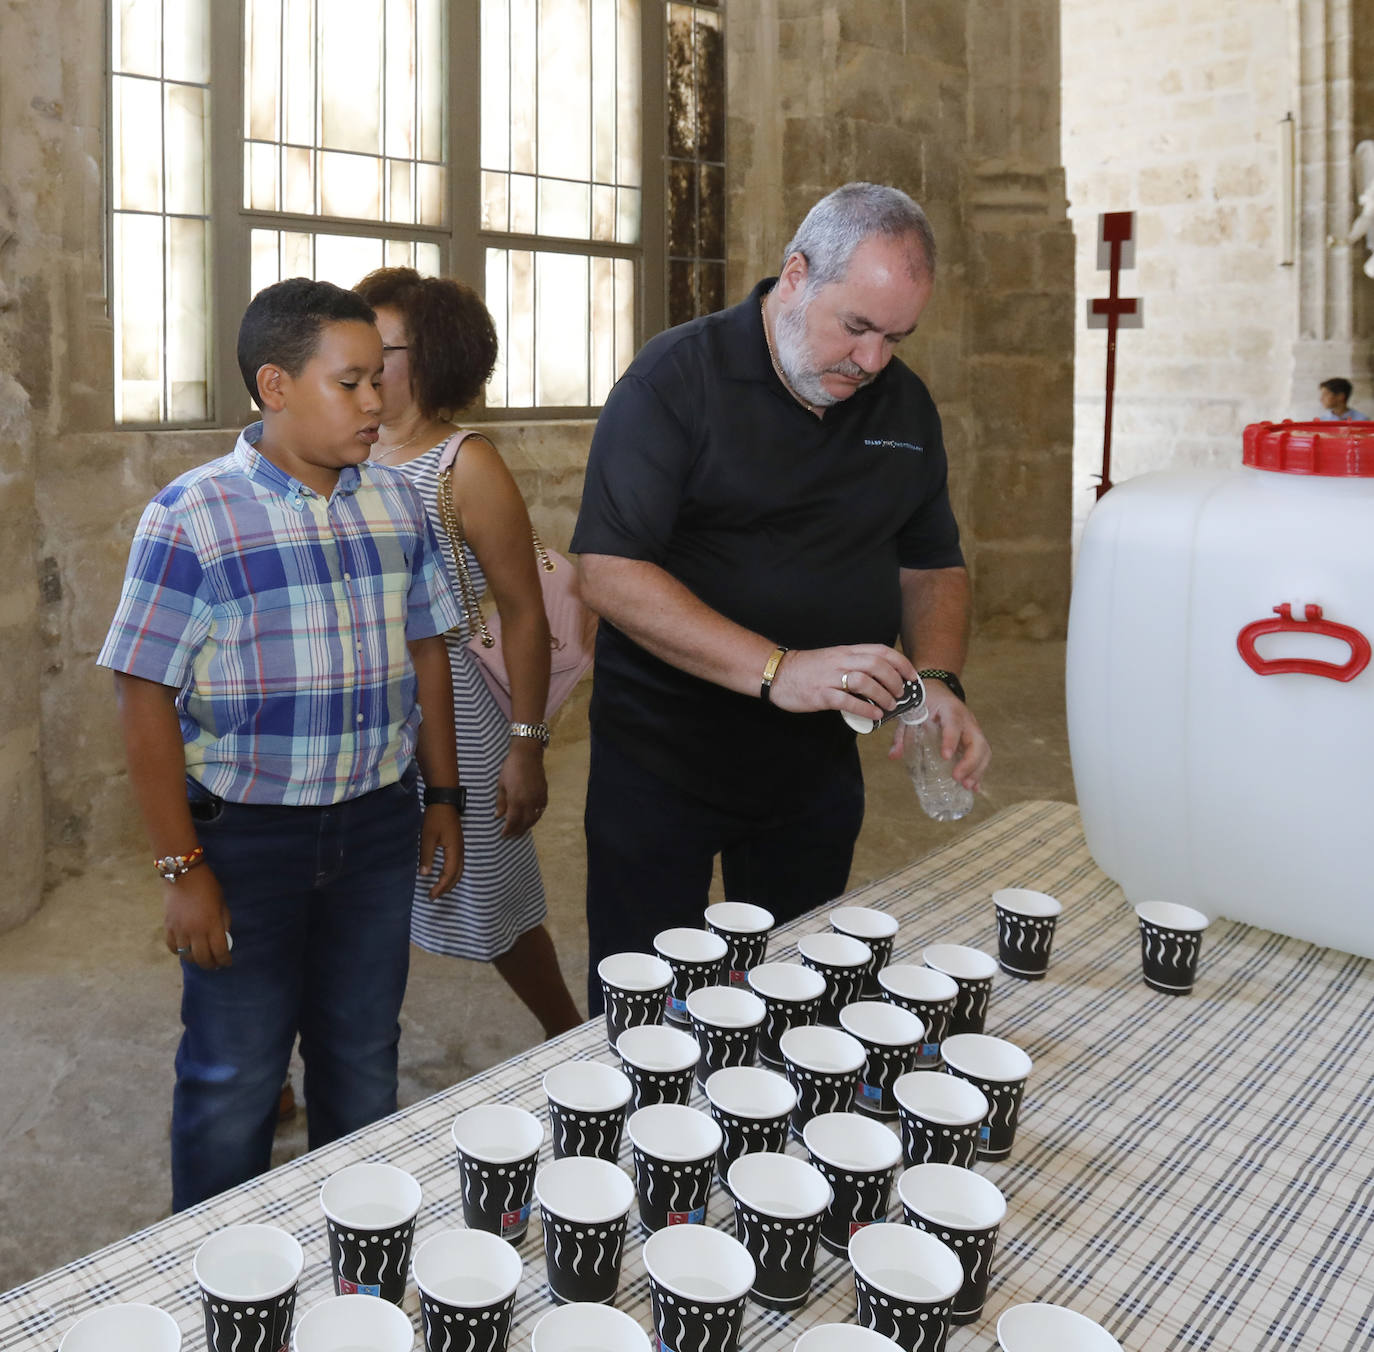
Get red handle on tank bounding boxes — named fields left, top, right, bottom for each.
left=1236, top=603, right=1371, bottom=681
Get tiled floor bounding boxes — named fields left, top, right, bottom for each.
left=0, top=637, right=1073, bottom=1290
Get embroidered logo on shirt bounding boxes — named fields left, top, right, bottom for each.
left=864, top=437, right=923, bottom=452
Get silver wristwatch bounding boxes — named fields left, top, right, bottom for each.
left=509, top=720, right=551, bottom=746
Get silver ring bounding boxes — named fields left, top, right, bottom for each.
left=840, top=671, right=851, bottom=693
left=175, top=946, right=192, bottom=957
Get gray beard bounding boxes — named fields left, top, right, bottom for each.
left=774, top=294, right=874, bottom=407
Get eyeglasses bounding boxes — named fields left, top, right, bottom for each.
left=382, top=344, right=408, bottom=353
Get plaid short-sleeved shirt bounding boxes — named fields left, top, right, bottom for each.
left=98, top=423, right=462, bottom=806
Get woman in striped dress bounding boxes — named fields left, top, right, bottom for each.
left=355, top=267, right=581, bottom=1039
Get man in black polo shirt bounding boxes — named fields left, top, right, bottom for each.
left=572, top=182, right=990, bottom=1010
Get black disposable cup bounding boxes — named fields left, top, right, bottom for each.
left=194, top=1223, right=303, bottom=1352
left=653, top=927, right=728, bottom=1025
left=779, top=1024, right=866, bottom=1139
left=893, top=1070, right=989, bottom=1169
left=849, top=1222, right=963, bottom=1352
left=704, top=902, right=774, bottom=988
left=627, top=1102, right=722, bottom=1233
left=898, top=1163, right=1007, bottom=1326
left=686, top=985, right=766, bottom=1085
left=412, top=1228, right=523, bottom=1352
left=534, top=1156, right=636, bottom=1305
left=598, top=952, right=673, bottom=1051
left=450, top=1105, right=544, bottom=1243
left=543, top=1060, right=633, bottom=1162
left=726, top=1151, right=832, bottom=1312
left=877, top=964, right=958, bottom=1070
left=319, top=1163, right=422, bottom=1305
left=922, top=944, right=998, bottom=1036
left=803, top=1111, right=903, bottom=1258
left=940, top=1033, right=1033, bottom=1162
left=830, top=906, right=900, bottom=994
left=642, top=1225, right=756, bottom=1352
left=1135, top=901, right=1209, bottom=994
left=704, top=1065, right=796, bottom=1183
left=616, top=1024, right=700, bottom=1113
left=747, top=962, right=827, bottom=1067
left=993, top=888, right=1063, bottom=981
left=839, top=1000, right=924, bottom=1119
left=797, top=932, right=874, bottom=1026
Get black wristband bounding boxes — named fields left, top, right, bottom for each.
left=423, top=785, right=467, bottom=813
left=917, top=668, right=966, bottom=704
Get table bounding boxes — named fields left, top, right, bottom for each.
left=4, top=801, right=1373, bottom=1351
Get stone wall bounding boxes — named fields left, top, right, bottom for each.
left=728, top=0, right=1074, bottom=639
left=1062, top=0, right=1374, bottom=537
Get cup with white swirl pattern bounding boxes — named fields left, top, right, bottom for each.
left=291, top=1295, right=413, bottom=1352
left=748, top=961, right=827, bottom=1066
left=849, top=1222, right=963, bottom=1352
left=726, top=1151, right=832, bottom=1311
left=1135, top=901, right=1209, bottom=995
left=898, top=1163, right=1007, bottom=1325
left=839, top=1000, right=924, bottom=1119
left=704, top=1065, right=796, bottom=1182
left=993, top=888, right=1063, bottom=981
left=687, top=984, right=766, bottom=1085
left=319, top=1162, right=421, bottom=1305
left=642, top=1224, right=756, bottom=1352
left=627, top=1102, right=722, bottom=1232
left=534, top=1155, right=636, bottom=1305
left=922, top=944, right=998, bottom=1036
left=797, top=931, right=874, bottom=1026
left=412, top=1228, right=522, bottom=1352
left=803, top=1111, right=903, bottom=1258
left=877, top=964, right=958, bottom=1069
left=59, top=1304, right=182, bottom=1352
left=616, top=1023, right=701, bottom=1112
left=194, top=1223, right=303, bottom=1352
left=451, top=1104, right=543, bottom=1243
left=940, top=1033, right=1033, bottom=1162
left=892, top=1070, right=989, bottom=1169
left=543, top=1060, right=632, bottom=1161
left=653, top=927, right=728, bottom=1025
left=598, top=952, right=673, bottom=1051
left=830, top=906, right=900, bottom=993
left=779, top=1023, right=867, bottom=1139
left=704, top=902, right=775, bottom=987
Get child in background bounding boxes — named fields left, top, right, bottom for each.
left=1317, top=377, right=1368, bottom=421
left=99, top=278, right=465, bottom=1210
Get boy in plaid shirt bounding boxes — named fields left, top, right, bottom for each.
left=99, top=279, right=465, bottom=1210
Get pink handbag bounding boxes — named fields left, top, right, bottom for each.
left=436, top=432, right=597, bottom=719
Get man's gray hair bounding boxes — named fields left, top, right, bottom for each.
left=780, top=182, right=936, bottom=288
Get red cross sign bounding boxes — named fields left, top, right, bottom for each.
left=1087, top=211, right=1143, bottom=499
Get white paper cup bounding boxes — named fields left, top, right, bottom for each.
left=412, top=1226, right=522, bottom=1307
left=653, top=927, right=728, bottom=1022
left=627, top=1102, right=723, bottom=1162
left=705, top=902, right=775, bottom=935
left=997, top=1302, right=1125, bottom=1351
left=616, top=1023, right=701, bottom=1111
left=941, top=1032, right=1034, bottom=1161
left=748, top=961, right=828, bottom=1065
left=598, top=951, right=674, bottom=1049
left=798, top=931, right=874, bottom=1025
left=840, top=1000, right=924, bottom=1118
left=194, top=1223, right=304, bottom=1352
left=994, top=888, right=1064, bottom=980
left=642, top=1224, right=756, bottom=1352
left=704, top=903, right=775, bottom=986
left=923, top=943, right=998, bottom=1035
left=802, top=1110, right=903, bottom=1256
left=450, top=1105, right=543, bottom=1240
left=848, top=1222, right=963, bottom=1350
left=687, top=984, right=767, bottom=1083
left=704, top=1065, right=797, bottom=1179
left=794, top=1326, right=904, bottom=1351
left=1135, top=900, right=1210, bottom=994
left=60, top=1304, right=182, bottom=1352
left=779, top=1023, right=867, bottom=1137
left=292, top=1294, right=414, bottom=1352
left=534, top=1155, right=636, bottom=1305
left=319, top=1163, right=422, bottom=1303
left=726, top=1151, right=832, bottom=1310
left=627, top=1102, right=723, bottom=1231
left=531, top=1302, right=652, bottom=1352
left=543, top=1060, right=633, bottom=1161
left=892, top=1070, right=990, bottom=1168
left=830, top=906, right=899, bottom=988
left=877, top=963, right=958, bottom=1067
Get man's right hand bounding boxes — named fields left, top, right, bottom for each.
left=164, top=867, right=234, bottom=970
left=766, top=643, right=919, bottom=719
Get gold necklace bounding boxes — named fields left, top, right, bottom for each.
left=760, top=297, right=818, bottom=416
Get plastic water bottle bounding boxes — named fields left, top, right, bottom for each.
left=900, top=708, right=975, bottom=821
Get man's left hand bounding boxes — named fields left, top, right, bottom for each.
left=420, top=804, right=464, bottom=898
left=888, top=680, right=991, bottom=791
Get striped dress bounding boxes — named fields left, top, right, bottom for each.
left=397, top=440, right=548, bottom=961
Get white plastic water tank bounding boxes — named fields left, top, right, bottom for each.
left=1067, top=421, right=1374, bottom=958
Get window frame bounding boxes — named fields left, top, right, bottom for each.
left=110, top=0, right=668, bottom=431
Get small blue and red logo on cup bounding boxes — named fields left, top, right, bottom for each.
left=667, top=1206, right=706, bottom=1226
left=501, top=1202, right=532, bottom=1233
left=338, top=1279, right=380, bottom=1297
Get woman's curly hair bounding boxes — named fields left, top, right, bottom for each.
left=354, top=267, right=498, bottom=417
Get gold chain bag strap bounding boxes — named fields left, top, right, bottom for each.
left=435, top=431, right=596, bottom=718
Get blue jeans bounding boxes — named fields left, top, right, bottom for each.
left=172, top=770, right=420, bottom=1211
left=584, top=735, right=866, bottom=1014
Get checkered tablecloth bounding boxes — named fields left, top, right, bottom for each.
left=5, top=801, right=1374, bottom=1351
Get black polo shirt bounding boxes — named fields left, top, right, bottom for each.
left=571, top=278, right=964, bottom=815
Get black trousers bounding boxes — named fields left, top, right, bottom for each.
left=584, top=733, right=866, bottom=1013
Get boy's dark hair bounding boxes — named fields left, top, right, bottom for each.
left=353, top=268, right=498, bottom=417
left=236, top=278, right=377, bottom=408
left=1322, top=377, right=1353, bottom=400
